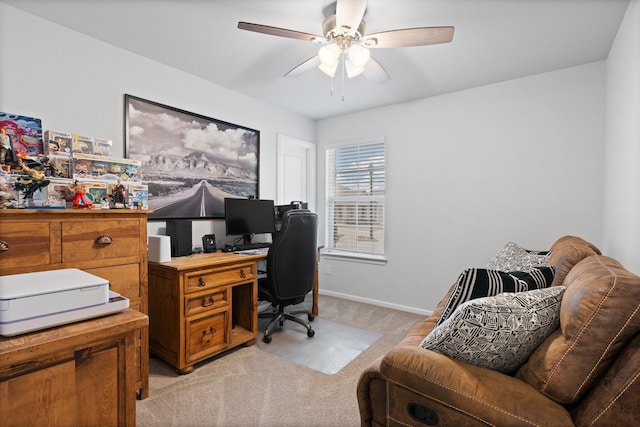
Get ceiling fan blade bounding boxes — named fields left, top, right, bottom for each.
left=336, top=0, right=367, bottom=36
left=284, top=56, right=321, bottom=78
left=363, top=26, right=454, bottom=48
left=238, top=22, right=323, bottom=42
left=363, top=57, right=390, bottom=83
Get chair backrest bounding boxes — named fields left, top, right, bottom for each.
left=265, top=210, right=318, bottom=304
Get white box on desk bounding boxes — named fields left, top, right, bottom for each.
left=0, top=268, right=129, bottom=336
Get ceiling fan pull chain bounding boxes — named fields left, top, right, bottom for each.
left=341, top=53, right=346, bottom=102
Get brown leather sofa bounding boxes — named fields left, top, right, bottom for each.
left=357, top=236, right=640, bottom=426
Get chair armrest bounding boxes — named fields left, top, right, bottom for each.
left=380, top=346, right=574, bottom=426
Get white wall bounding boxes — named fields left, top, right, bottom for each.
left=603, top=0, right=640, bottom=274
left=1, top=3, right=620, bottom=315
left=317, top=62, right=606, bottom=314
left=0, top=4, right=315, bottom=244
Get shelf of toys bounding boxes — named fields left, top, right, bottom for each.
left=0, top=112, right=147, bottom=211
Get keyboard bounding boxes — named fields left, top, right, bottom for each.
left=234, top=242, right=271, bottom=251
left=235, top=247, right=269, bottom=255
left=222, top=242, right=271, bottom=253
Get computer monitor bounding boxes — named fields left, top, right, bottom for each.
left=274, top=201, right=308, bottom=231
left=224, top=198, right=276, bottom=244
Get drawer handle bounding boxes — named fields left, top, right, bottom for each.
left=197, top=277, right=206, bottom=287
left=95, top=235, right=113, bottom=245
left=240, top=269, right=246, bottom=279
left=0, top=240, right=8, bottom=252
left=202, top=296, right=215, bottom=307
left=201, top=327, right=216, bottom=344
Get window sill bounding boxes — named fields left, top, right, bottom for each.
left=320, top=249, right=388, bottom=265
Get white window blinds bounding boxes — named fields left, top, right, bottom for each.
left=326, top=140, right=385, bottom=255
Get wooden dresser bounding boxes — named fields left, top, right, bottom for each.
left=148, top=252, right=264, bottom=374
left=0, top=209, right=150, bottom=398
left=0, top=308, right=147, bottom=427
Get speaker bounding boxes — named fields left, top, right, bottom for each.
left=148, top=235, right=171, bottom=262
left=202, top=234, right=216, bottom=253
left=166, top=220, right=192, bottom=257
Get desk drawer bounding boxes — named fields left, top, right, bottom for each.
left=184, top=264, right=256, bottom=293
left=185, top=289, right=228, bottom=316
left=186, top=311, right=228, bottom=363
left=61, top=220, right=140, bottom=263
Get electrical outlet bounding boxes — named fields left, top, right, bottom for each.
left=325, top=263, right=332, bottom=275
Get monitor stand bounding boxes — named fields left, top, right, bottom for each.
left=242, top=234, right=252, bottom=245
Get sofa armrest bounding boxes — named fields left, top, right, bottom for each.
left=380, top=346, right=574, bottom=426
left=357, top=356, right=388, bottom=427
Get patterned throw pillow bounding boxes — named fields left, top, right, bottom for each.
left=420, top=286, right=565, bottom=374
left=487, top=241, right=550, bottom=272
left=436, top=267, right=555, bottom=325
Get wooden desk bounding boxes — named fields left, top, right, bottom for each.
left=0, top=309, right=148, bottom=427
left=148, top=250, right=319, bottom=374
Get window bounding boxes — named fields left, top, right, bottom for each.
left=326, top=140, right=385, bottom=257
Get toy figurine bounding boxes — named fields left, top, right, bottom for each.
left=101, top=197, right=110, bottom=209
left=0, top=169, right=11, bottom=208
left=112, top=179, right=127, bottom=208
left=69, top=180, right=92, bottom=208
left=13, top=160, right=50, bottom=202
left=0, top=127, right=11, bottom=171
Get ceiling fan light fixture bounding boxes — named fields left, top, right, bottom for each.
left=345, top=59, right=365, bottom=78
left=348, top=43, right=370, bottom=67
left=318, top=43, right=340, bottom=66
left=319, top=60, right=339, bottom=77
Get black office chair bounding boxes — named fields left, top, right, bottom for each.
left=258, top=210, right=318, bottom=343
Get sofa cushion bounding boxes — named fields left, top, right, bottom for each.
left=436, top=267, right=555, bottom=325
left=487, top=241, right=550, bottom=272
left=516, top=255, right=640, bottom=404
left=548, top=235, right=601, bottom=286
left=420, top=286, right=565, bottom=374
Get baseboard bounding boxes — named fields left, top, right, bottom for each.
left=318, top=289, right=433, bottom=317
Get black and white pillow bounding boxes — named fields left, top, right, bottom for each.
left=421, top=286, right=565, bottom=374
left=436, top=267, right=555, bottom=325
left=487, top=241, right=550, bottom=272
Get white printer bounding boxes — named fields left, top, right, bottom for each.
left=0, top=268, right=129, bottom=337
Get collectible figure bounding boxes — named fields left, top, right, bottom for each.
left=14, top=160, right=50, bottom=202
left=69, top=180, right=92, bottom=208
left=0, top=169, right=11, bottom=207
left=111, top=179, right=127, bottom=208
left=74, top=160, right=89, bottom=178
left=0, top=127, right=11, bottom=171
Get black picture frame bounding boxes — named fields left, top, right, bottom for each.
left=124, top=95, right=260, bottom=221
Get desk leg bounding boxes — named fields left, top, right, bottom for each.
left=312, top=247, right=322, bottom=317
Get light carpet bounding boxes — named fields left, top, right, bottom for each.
left=136, top=295, right=425, bottom=426
left=256, top=316, right=382, bottom=375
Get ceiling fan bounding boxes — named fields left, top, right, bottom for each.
left=237, top=0, right=454, bottom=84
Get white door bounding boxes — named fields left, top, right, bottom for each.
left=276, top=134, right=316, bottom=211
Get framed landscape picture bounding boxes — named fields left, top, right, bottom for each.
left=124, top=95, right=260, bottom=220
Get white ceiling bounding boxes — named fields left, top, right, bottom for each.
left=2, top=0, right=629, bottom=120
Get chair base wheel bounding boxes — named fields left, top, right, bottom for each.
left=308, top=314, right=315, bottom=322
left=307, top=328, right=315, bottom=338
left=262, top=334, right=272, bottom=344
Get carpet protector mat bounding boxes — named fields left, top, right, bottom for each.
left=256, top=316, right=382, bottom=375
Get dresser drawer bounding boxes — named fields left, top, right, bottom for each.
left=84, top=263, right=141, bottom=300
left=0, top=221, right=53, bottom=270
left=186, top=311, right=228, bottom=363
left=61, top=220, right=140, bottom=263
left=184, top=264, right=256, bottom=293
left=185, top=289, right=228, bottom=316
